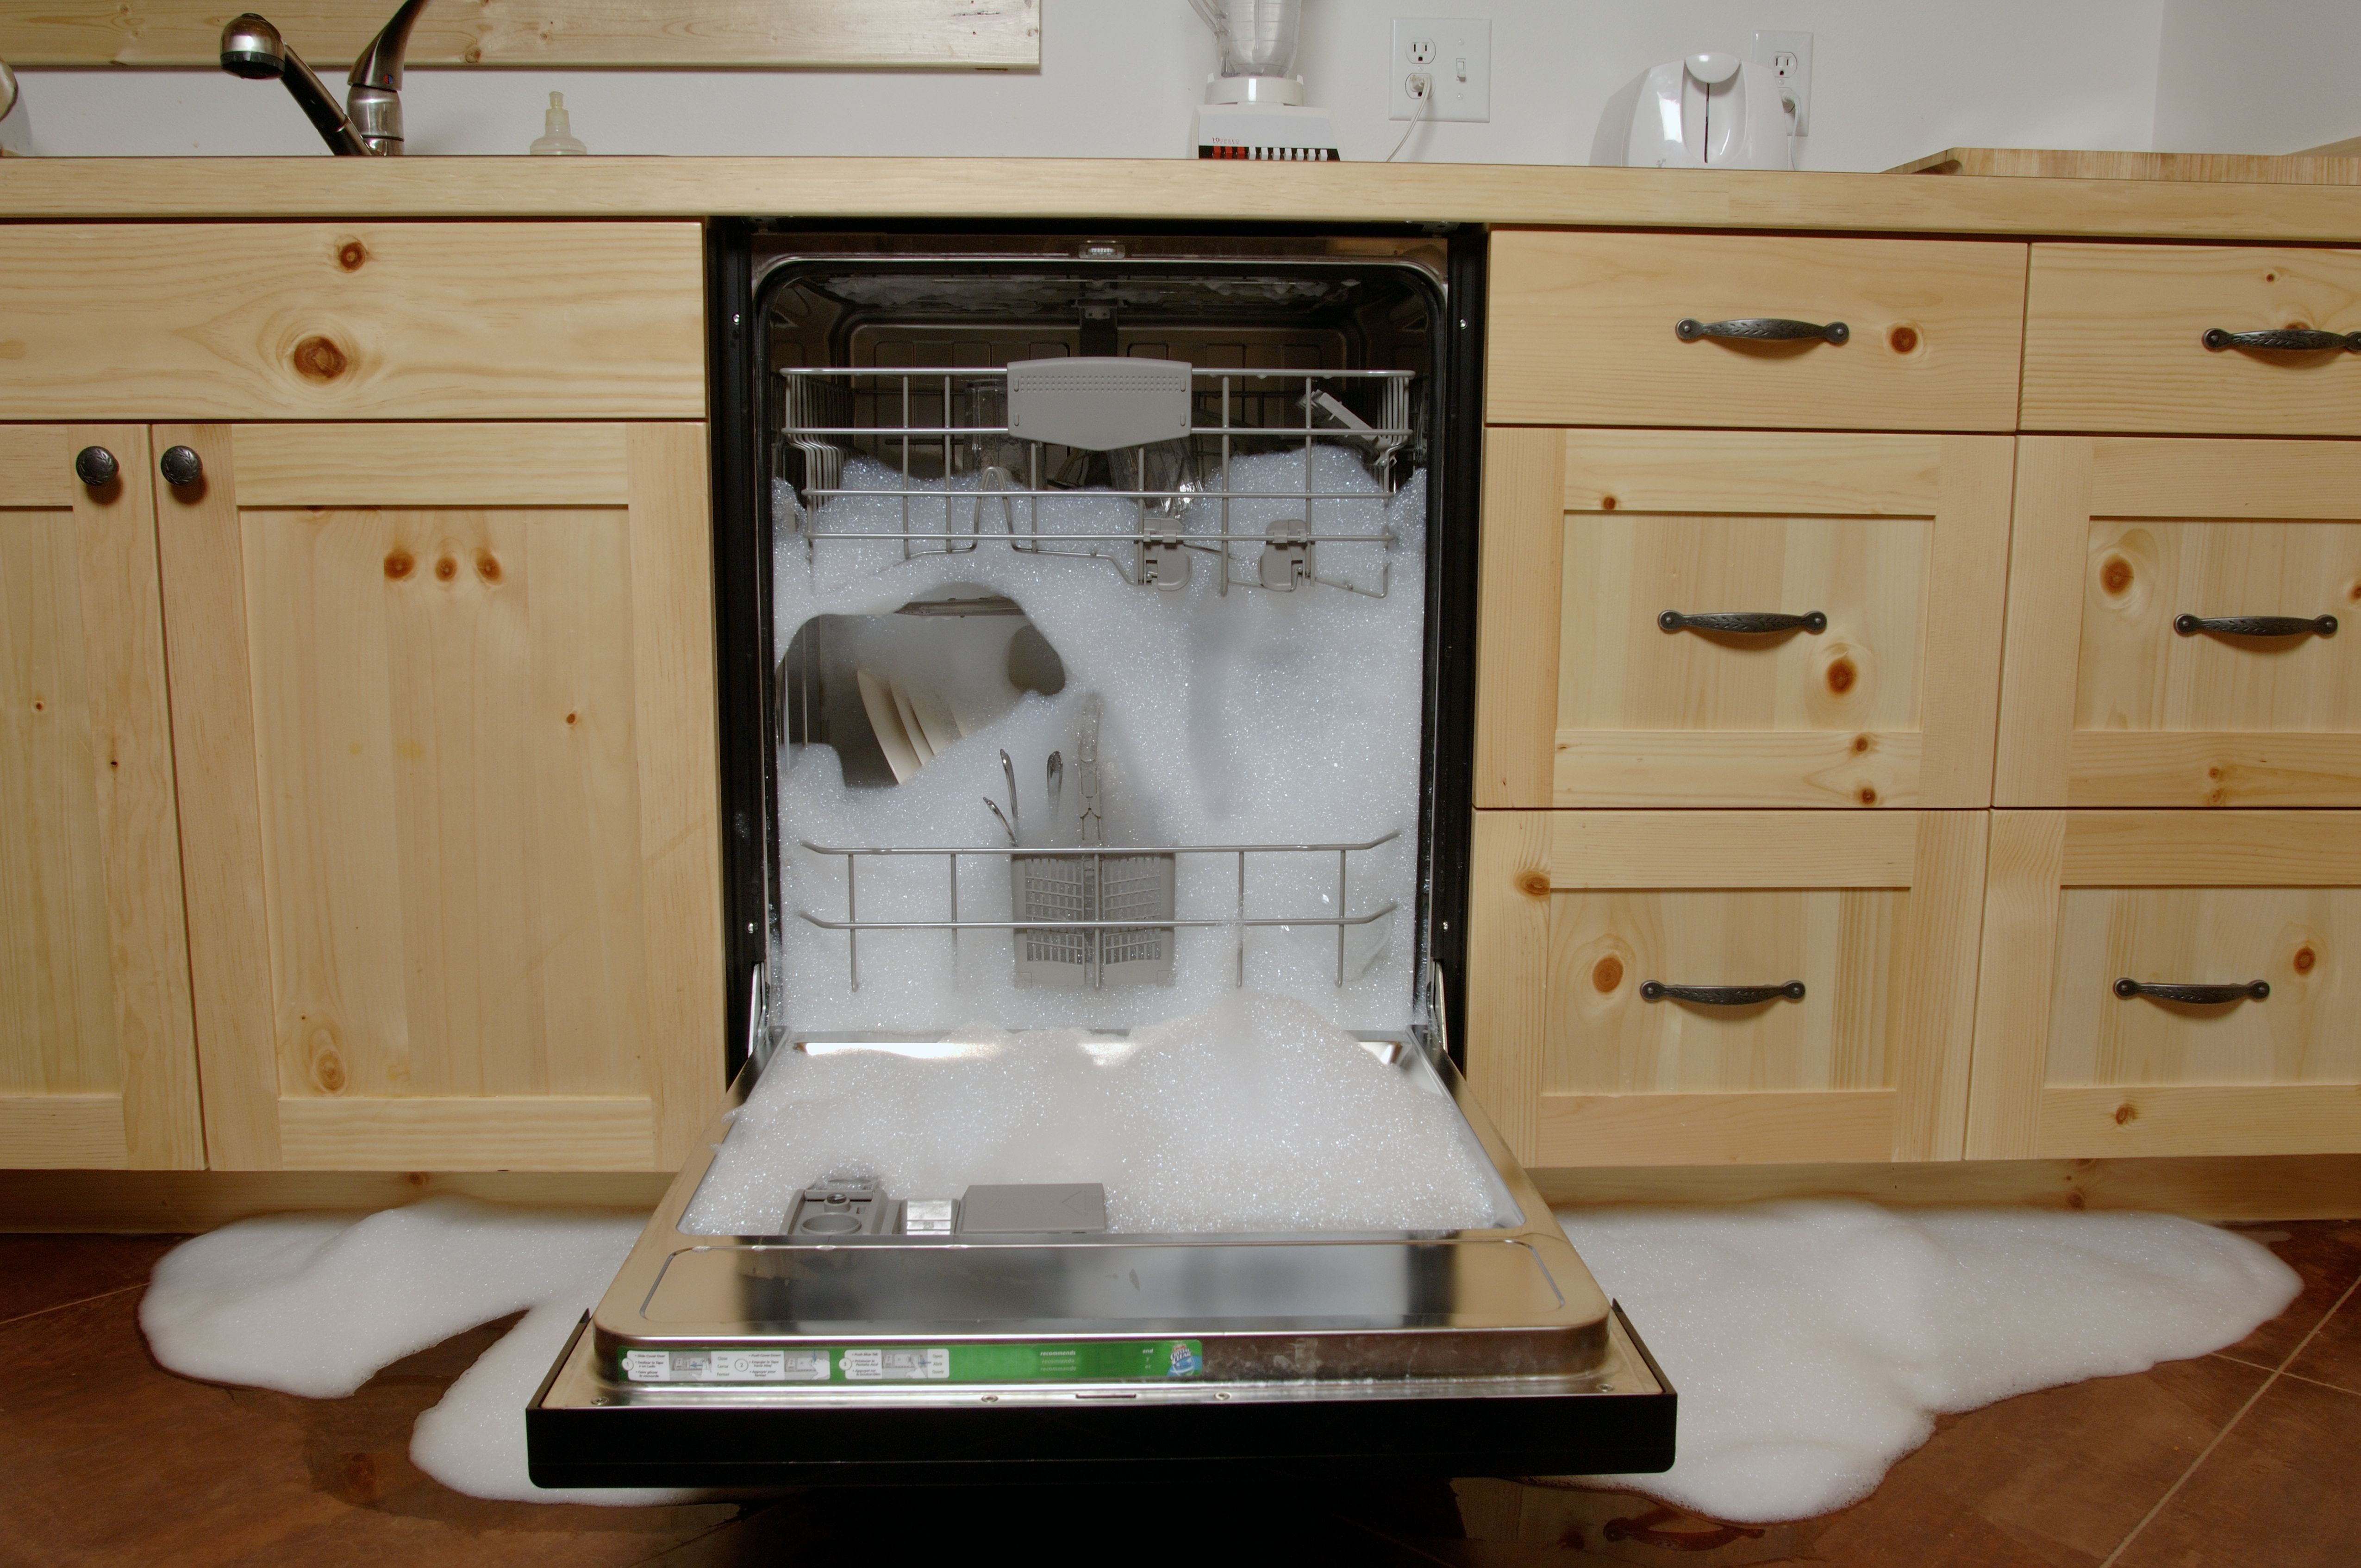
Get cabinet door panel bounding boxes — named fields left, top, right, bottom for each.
left=1968, top=811, right=2361, bottom=1159
left=160, top=423, right=724, bottom=1171
left=1998, top=438, right=2361, bottom=806
left=0, top=425, right=202, bottom=1168
left=1465, top=810, right=1986, bottom=1168
left=1476, top=430, right=2012, bottom=808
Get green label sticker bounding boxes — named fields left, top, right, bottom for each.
left=623, top=1339, right=1205, bottom=1384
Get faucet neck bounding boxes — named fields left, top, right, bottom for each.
left=348, top=0, right=430, bottom=93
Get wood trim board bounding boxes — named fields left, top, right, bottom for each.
left=0, top=1, right=1040, bottom=69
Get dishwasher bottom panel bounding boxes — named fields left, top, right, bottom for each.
left=527, top=1303, right=1674, bottom=1487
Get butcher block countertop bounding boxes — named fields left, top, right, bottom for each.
left=2, top=156, right=2361, bottom=239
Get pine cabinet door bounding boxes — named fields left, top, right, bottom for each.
left=1997, top=438, right=2361, bottom=806
left=1475, top=429, right=2014, bottom=809
left=1464, top=810, right=1987, bottom=1168
left=0, top=426, right=203, bottom=1168
left=156, top=423, right=725, bottom=1171
left=1969, top=811, right=2361, bottom=1159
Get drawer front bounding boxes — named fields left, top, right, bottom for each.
left=0, top=223, right=705, bottom=420
left=1487, top=231, right=2029, bottom=431
left=1997, top=438, right=2361, bottom=806
left=1970, top=811, right=2361, bottom=1159
left=2023, top=244, right=2361, bottom=435
left=1463, top=811, right=1986, bottom=1167
left=1476, top=429, right=2013, bottom=808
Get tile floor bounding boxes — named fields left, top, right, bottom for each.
left=2, top=1220, right=2355, bottom=1566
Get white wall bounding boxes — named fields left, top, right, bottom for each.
left=2152, top=0, right=2361, bottom=154
left=12, top=0, right=2169, bottom=170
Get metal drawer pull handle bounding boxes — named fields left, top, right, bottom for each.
left=2202, top=327, right=2361, bottom=353
left=1641, top=981, right=1806, bottom=1005
left=2174, top=613, right=2336, bottom=639
left=1660, top=610, right=1827, bottom=635
left=2113, top=977, right=2269, bottom=1004
left=1677, top=317, right=1849, bottom=345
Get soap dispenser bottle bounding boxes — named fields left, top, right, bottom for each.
left=530, top=91, right=586, bottom=155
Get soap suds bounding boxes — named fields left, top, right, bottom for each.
left=682, top=989, right=1512, bottom=1235
left=770, top=450, right=1427, bottom=1036
left=1556, top=1200, right=2301, bottom=1524
left=139, top=1198, right=687, bottom=1506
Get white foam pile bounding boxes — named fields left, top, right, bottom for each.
left=682, top=989, right=1511, bottom=1235
left=1556, top=1200, right=2302, bottom=1524
left=139, top=1198, right=686, bottom=1506
left=770, top=449, right=1427, bottom=1035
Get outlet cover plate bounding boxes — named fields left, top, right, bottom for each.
left=1750, top=29, right=1813, bottom=136
left=1390, top=18, right=1491, bottom=122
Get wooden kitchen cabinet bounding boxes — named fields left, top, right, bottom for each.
left=156, top=422, right=726, bottom=1172
left=1475, top=428, right=2014, bottom=809
left=0, top=425, right=205, bottom=1168
left=1463, top=810, right=1987, bottom=1168
left=1968, top=811, right=2361, bottom=1159
left=1996, top=438, right=2361, bottom=807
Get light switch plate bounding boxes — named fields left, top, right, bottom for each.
left=1390, top=18, right=1491, bottom=122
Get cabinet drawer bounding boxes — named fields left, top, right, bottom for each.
left=1476, top=430, right=2013, bottom=808
left=1997, top=438, right=2361, bottom=806
left=0, top=223, right=705, bottom=421
left=2023, top=244, right=2361, bottom=435
left=1463, top=811, right=1986, bottom=1167
left=1970, top=811, right=2361, bottom=1159
left=1487, top=231, right=2028, bottom=431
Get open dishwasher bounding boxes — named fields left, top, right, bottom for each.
left=528, top=225, right=1674, bottom=1486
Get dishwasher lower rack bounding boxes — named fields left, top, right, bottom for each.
left=526, top=1029, right=1675, bottom=1487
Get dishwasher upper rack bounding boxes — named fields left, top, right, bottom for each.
left=793, top=832, right=1400, bottom=992
left=775, top=366, right=1418, bottom=599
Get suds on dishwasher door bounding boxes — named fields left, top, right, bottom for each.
left=682, top=991, right=1512, bottom=1235
left=770, top=453, right=1427, bottom=1035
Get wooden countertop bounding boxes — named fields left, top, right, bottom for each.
left=3, top=156, right=2361, bottom=239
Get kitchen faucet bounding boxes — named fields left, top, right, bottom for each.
left=219, top=0, right=430, bottom=156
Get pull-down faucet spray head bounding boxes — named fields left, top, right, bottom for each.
left=220, top=1, right=429, bottom=156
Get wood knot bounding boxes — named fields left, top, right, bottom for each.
left=2100, top=555, right=2134, bottom=594
left=1824, top=656, right=1857, bottom=695
left=292, top=334, right=350, bottom=382
left=2066, top=1191, right=2086, bottom=1210
left=337, top=239, right=369, bottom=272
left=383, top=550, right=414, bottom=580
left=473, top=549, right=502, bottom=583
left=1516, top=871, right=1551, bottom=899
left=2295, top=946, right=2318, bottom=975
left=434, top=556, right=458, bottom=581
left=2112, top=1101, right=2137, bottom=1125
left=1851, top=733, right=1871, bottom=754
left=310, top=1048, right=346, bottom=1095
left=1592, top=954, right=1624, bottom=993
left=1599, top=494, right=1618, bottom=511
left=464, top=43, right=484, bottom=62
left=2346, top=580, right=2361, bottom=603
left=1887, top=324, right=1920, bottom=354
left=2264, top=271, right=2278, bottom=283
left=1856, top=786, right=1879, bottom=806
left=565, top=711, right=580, bottom=726
left=30, top=699, right=44, bottom=712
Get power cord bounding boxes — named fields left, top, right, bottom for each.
left=1386, top=72, right=1431, bottom=162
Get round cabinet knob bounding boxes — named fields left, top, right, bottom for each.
left=74, top=446, right=120, bottom=487
left=159, top=446, right=204, bottom=488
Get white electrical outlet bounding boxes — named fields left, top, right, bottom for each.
left=1750, top=30, right=1814, bottom=137
left=1390, top=18, right=1490, bottom=122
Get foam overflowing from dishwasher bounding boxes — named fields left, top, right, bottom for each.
left=1555, top=1201, right=2301, bottom=1524
left=770, top=449, right=1426, bottom=1035
left=681, top=990, right=1512, bottom=1235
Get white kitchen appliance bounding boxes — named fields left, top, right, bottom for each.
left=1188, top=0, right=1338, bottom=161
left=1592, top=50, right=1797, bottom=170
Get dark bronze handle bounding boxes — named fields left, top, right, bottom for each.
left=73, top=446, right=119, bottom=487
left=2113, top=977, right=2269, bottom=1004
left=159, top=445, right=204, bottom=487
left=2175, top=613, right=2336, bottom=638
left=2203, top=328, right=2361, bottom=353
left=1641, top=981, right=1806, bottom=1005
left=1677, top=317, right=1849, bottom=345
left=1660, top=610, right=1827, bottom=635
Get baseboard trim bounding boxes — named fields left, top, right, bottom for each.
left=0, top=1168, right=675, bottom=1233
left=1535, top=1154, right=2361, bottom=1220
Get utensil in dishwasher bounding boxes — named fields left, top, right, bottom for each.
left=1014, top=697, right=1175, bottom=988
left=1046, top=751, right=1064, bottom=823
